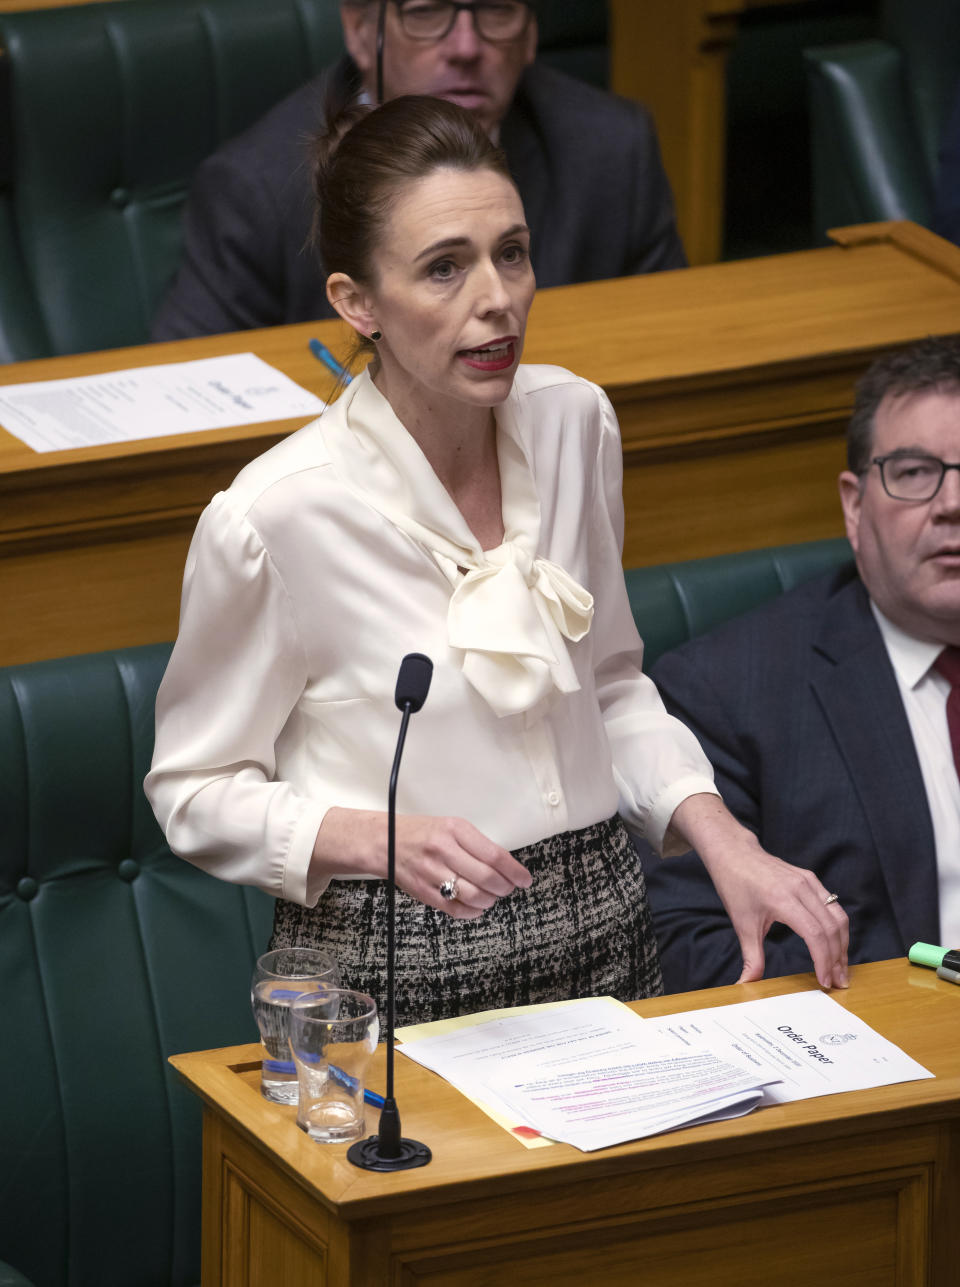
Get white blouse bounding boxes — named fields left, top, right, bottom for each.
left=145, top=364, right=716, bottom=907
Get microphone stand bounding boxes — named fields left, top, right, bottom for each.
left=348, top=655, right=432, bottom=1172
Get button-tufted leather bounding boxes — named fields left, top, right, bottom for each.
left=0, top=642, right=273, bottom=1287
left=0, top=0, right=344, bottom=362
left=0, top=0, right=610, bottom=365
left=623, top=537, right=853, bottom=670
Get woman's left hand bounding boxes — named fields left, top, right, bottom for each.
left=668, top=794, right=849, bottom=990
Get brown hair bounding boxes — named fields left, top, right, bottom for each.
left=312, top=95, right=514, bottom=351
left=847, top=335, right=960, bottom=474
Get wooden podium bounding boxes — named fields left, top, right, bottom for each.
left=171, top=958, right=960, bottom=1286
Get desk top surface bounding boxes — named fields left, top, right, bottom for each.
left=171, top=957, right=960, bottom=1221
left=3, top=221, right=959, bottom=479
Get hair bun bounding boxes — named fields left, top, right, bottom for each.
left=313, top=95, right=373, bottom=200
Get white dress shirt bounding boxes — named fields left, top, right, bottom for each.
left=145, top=365, right=717, bottom=907
left=872, top=606, right=960, bottom=946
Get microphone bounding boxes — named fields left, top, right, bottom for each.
left=394, top=652, right=432, bottom=713
left=347, top=653, right=433, bottom=1172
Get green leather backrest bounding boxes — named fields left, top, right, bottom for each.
left=804, top=0, right=960, bottom=235
left=0, top=643, right=274, bottom=1287
left=0, top=0, right=609, bottom=363
left=625, top=537, right=853, bottom=669
left=805, top=39, right=933, bottom=231
left=0, top=0, right=344, bottom=361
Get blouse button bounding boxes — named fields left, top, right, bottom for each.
left=546, top=791, right=561, bottom=807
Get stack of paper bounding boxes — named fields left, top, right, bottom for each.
left=397, top=991, right=932, bottom=1153
left=0, top=353, right=324, bottom=452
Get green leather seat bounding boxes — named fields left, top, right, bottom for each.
left=0, top=536, right=853, bottom=1286
left=0, top=644, right=273, bottom=1287
left=804, top=0, right=960, bottom=238
left=0, top=0, right=344, bottom=363
left=624, top=537, right=852, bottom=669
left=0, top=0, right=608, bottom=365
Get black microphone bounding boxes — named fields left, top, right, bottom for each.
left=348, top=653, right=433, bottom=1172
left=394, top=652, right=432, bottom=713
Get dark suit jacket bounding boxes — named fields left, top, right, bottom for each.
left=643, top=565, right=941, bottom=993
left=152, top=58, right=685, bottom=340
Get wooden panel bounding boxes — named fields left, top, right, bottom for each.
left=609, top=0, right=745, bottom=265
left=224, top=1159, right=330, bottom=1286
left=383, top=1126, right=938, bottom=1285
left=1, top=522, right=191, bottom=659
left=203, top=1110, right=347, bottom=1287
left=173, top=961, right=960, bottom=1287
left=395, top=1187, right=912, bottom=1286
left=621, top=422, right=847, bottom=568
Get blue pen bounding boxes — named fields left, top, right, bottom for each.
left=309, top=337, right=352, bottom=384
left=326, top=1060, right=384, bottom=1108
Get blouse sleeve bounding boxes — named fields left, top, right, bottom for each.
left=144, top=491, right=329, bottom=906
left=586, top=387, right=719, bottom=855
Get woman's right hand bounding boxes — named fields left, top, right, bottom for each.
left=313, top=808, right=532, bottom=918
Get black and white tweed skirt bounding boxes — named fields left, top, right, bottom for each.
left=269, top=814, right=663, bottom=1029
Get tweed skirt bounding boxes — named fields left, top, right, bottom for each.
left=269, top=814, right=663, bottom=1029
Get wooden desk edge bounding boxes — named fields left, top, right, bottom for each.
left=829, top=219, right=960, bottom=285
left=169, top=959, right=960, bottom=1222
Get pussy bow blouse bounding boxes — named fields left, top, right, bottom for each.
left=145, top=364, right=716, bottom=907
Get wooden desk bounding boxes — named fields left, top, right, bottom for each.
left=171, top=958, right=960, bottom=1286
left=2, top=220, right=959, bottom=666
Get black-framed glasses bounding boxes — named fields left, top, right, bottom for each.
left=393, top=0, right=532, bottom=42
left=868, top=453, right=960, bottom=502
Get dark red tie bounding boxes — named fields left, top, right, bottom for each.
left=935, top=647, right=960, bottom=779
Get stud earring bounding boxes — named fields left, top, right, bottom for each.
left=370, top=329, right=382, bottom=342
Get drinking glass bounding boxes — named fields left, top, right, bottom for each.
left=288, top=989, right=379, bottom=1143
left=251, top=947, right=340, bottom=1104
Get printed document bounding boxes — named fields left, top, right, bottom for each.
left=399, top=991, right=932, bottom=1153
left=643, top=989, right=933, bottom=1104
left=399, top=997, right=778, bottom=1151
left=0, top=353, right=324, bottom=452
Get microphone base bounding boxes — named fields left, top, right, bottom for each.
left=347, top=1135, right=432, bottom=1172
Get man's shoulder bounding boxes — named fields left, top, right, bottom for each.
left=513, top=61, right=653, bottom=135
left=196, top=63, right=345, bottom=184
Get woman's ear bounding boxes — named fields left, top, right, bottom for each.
left=326, top=272, right=377, bottom=338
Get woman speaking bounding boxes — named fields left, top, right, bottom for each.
left=146, top=96, right=847, bottom=1024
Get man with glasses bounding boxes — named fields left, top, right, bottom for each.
left=152, top=0, right=684, bottom=340
left=644, top=336, right=960, bottom=992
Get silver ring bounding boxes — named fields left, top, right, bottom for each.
left=439, top=877, right=460, bottom=902
left=823, top=892, right=840, bottom=906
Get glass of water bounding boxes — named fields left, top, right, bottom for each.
left=288, top=989, right=379, bottom=1144
left=251, top=947, right=340, bottom=1104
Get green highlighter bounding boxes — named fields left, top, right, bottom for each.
left=909, top=942, right=960, bottom=984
